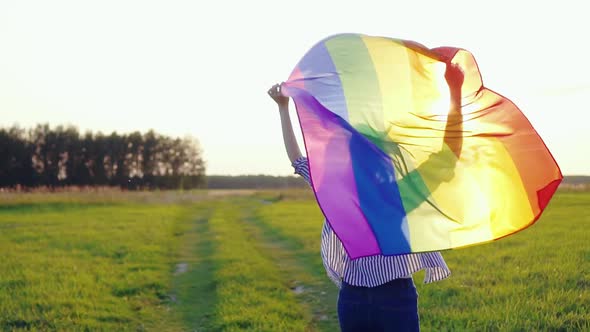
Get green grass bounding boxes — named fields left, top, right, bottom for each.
left=1, top=190, right=589, bottom=331
left=0, top=199, right=197, bottom=331
left=170, top=207, right=217, bottom=330
left=418, top=193, right=590, bottom=331
left=415, top=191, right=590, bottom=331
left=205, top=199, right=310, bottom=331
left=252, top=200, right=340, bottom=330
left=246, top=191, right=590, bottom=331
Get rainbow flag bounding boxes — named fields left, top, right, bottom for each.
left=281, top=34, right=562, bottom=259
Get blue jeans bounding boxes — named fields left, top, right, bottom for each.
left=337, top=278, right=419, bottom=332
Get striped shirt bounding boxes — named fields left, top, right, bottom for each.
left=293, top=156, right=450, bottom=288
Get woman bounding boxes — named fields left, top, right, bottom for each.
left=267, top=63, right=463, bottom=332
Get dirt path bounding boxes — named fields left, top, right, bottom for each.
left=241, top=206, right=340, bottom=331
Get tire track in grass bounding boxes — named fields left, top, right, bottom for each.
left=246, top=201, right=340, bottom=332
left=170, top=205, right=217, bottom=331
left=207, top=199, right=312, bottom=331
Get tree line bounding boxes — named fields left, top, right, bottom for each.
left=0, top=125, right=205, bottom=190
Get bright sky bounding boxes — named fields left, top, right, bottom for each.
left=1, top=0, right=588, bottom=176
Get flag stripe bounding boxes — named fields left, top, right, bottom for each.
left=326, top=34, right=411, bottom=255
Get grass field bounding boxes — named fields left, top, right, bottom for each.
left=0, top=190, right=589, bottom=331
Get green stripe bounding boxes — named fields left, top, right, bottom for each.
left=325, top=35, right=384, bottom=135
left=326, top=35, right=433, bottom=214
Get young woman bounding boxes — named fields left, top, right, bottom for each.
left=268, top=63, right=463, bottom=332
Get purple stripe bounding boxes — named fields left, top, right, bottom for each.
left=282, top=85, right=380, bottom=258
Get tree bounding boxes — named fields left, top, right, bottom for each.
left=0, top=124, right=207, bottom=190
left=0, top=126, right=34, bottom=187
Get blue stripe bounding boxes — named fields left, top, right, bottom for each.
left=292, top=156, right=450, bottom=287
left=336, top=117, right=410, bottom=255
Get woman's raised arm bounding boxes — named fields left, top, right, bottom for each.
left=268, top=83, right=303, bottom=163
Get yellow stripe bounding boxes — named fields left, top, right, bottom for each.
left=361, top=36, right=411, bottom=140
left=407, top=136, right=534, bottom=251
left=359, top=37, right=534, bottom=251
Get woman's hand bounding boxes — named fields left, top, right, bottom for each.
left=444, top=63, right=464, bottom=91
left=267, top=83, right=289, bottom=109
